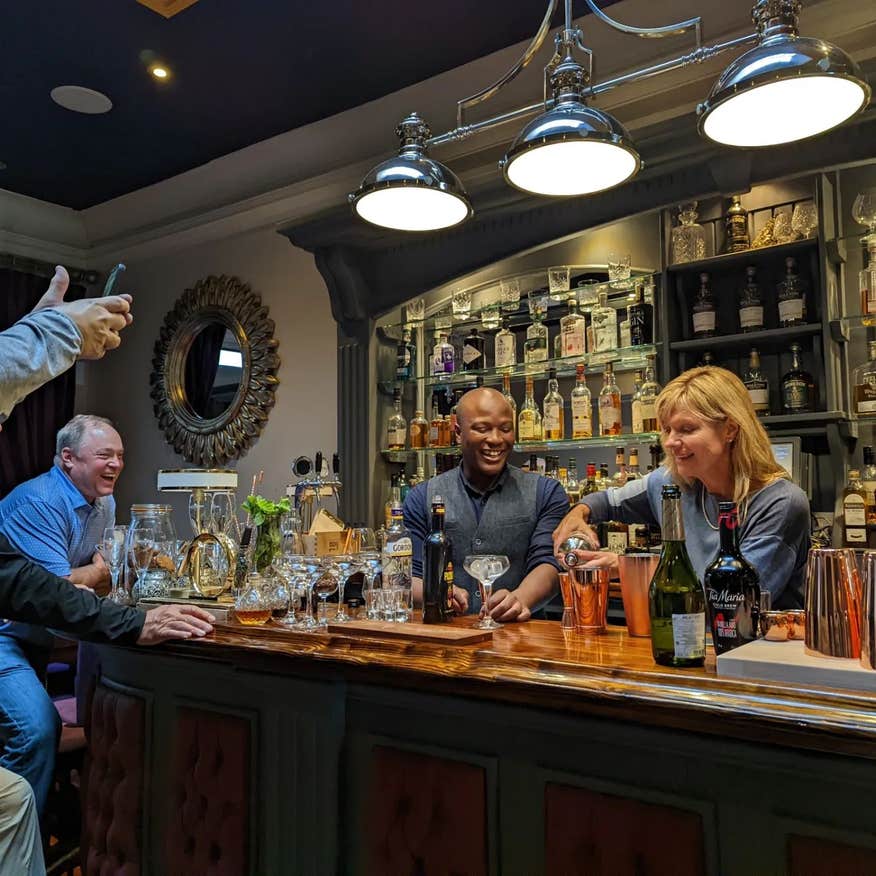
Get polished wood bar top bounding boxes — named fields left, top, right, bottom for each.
left=154, top=617, right=876, bottom=759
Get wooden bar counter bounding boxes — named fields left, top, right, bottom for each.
left=82, top=619, right=876, bottom=875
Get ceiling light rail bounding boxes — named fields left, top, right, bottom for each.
left=350, top=0, right=871, bottom=232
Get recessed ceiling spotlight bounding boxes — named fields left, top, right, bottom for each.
left=149, top=63, right=171, bottom=81
left=50, top=85, right=112, bottom=115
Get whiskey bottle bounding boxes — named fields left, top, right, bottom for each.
left=518, top=375, right=543, bottom=442
left=860, top=238, right=876, bottom=316
left=724, top=195, right=750, bottom=253
left=570, top=364, right=592, bottom=439
left=462, top=327, right=485, bottom=371
left=396, top=328, right=415, bottom=381
left=743, top=348, right=770, bottom=416
left=543, top=368, right=565, bottom=440
left=638, top=356, right=661, bottom=432
left=628, top=283, right=654, bottom=346
left=626, top=447, right=642, bottom=481
left=781, top=343, right=815, bottom=413
left=777, top=257, right=806, bottom=327
left=565, top=459, right=581, bottom=504
left=598, top=362, right=622, bottom=436
left=630, top=370, right=644, bottom=434
left=738, top=266, right=764, bottom=332
left=692, top=272, right=716, bottom=338
left=501, top=372, right=517, bottom=417
left=560, top=296, right=587, bottom=357
left=409, top=409, right=428, bottom=448
left=591, top=290, right=618, bottom=354
left=582, top=463, right=599, bottom=495
left=843, top=470, right=868, bottom=548
left=852, top=340, right=876, bottom=417
left=611, top=447, right=627, bottom=487
left=495, top=318, right=517, bottom=368
left=386, top=389, right=407, bottom=450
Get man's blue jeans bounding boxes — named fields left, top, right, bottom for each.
left=0, top=637, right=60, bottom=816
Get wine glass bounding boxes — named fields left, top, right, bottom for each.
left=312, top=561, right=340, bottom=628
left=349, top=525, right=377, bottom=553
left=463, top=554, right=510, bottom=630
left=358, top=551, right=383, bottom=620
left=329, top=554, right=355, bottom=623
left=772, top=209, right=795, bottom=244
left=128, top=527, right=155, bottom=603
left=99, top=525, right=129, bottom=605
left=852, top=188, right=876, bottom=236
left=791, top=201, right=818, bottom=240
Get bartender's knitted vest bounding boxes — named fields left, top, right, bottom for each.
left=426, top=465, right=538, bottom=615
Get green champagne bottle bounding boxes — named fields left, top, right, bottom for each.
left=649, top=484, right=706, bottom=667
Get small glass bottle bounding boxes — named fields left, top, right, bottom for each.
left=628, top=283, right=654, bottom=346
left=626, top=448, right=642, bottom=481
left=570, top=363, right=592, bottom=439
left=724, top=195, right=750, bottom=253
left=843, top=470, right=868, bottom=547
left=692, top=272, right=716, bottom=338
left=852, top=340, right=876, bottom=417
left=386, top=389, right=407, bottom=450
left=777, top=257, right=806, bottom=327
left=591, top=291, right=618, bottom=354
left=502, top=372, right=517, bottom=417
left=431, top=333, right=455, bottom=376
left=781, top=343, right=815, bottom=413
left=670, top=202, right=707, bottom=264
left=494, top=318, right=517, bottom=368
left=543, top=367, right=565, bottom=440
left=738, top=266, right=764, bottom=333
left=638, top=356, right=661, bottom=432
left=743, top=349, right=770, bottom=416
left=611, top=447, right=627, bottom=487
left=560, top=296, right=587, bottom=358
left=429, top=410, right=444, bottom=447
left=462, top=327, right=485, bottom=371
left=518, top=375, right=543, bottom=442
left=409, top=409, right=428, bottom=448
left=598, top=362, right=622, bottom=436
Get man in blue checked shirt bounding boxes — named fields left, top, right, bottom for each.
left=0, top=413, right=124, bottom=816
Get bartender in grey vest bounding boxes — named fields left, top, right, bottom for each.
left=403, top=388, right=569, bottom=622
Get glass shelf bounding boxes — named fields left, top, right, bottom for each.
left=379, top=344, right=660, bottom=393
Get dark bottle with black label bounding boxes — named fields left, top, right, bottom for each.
left=423, top=495, right=450, bottom=624
left=462, top=327, right=485, bottom=371
left=704, top=502, right=760, bottom=655
left=628, top=283, right=654, bottom=346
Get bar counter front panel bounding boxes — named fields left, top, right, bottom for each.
left=84, top=621, right=876, bottom=875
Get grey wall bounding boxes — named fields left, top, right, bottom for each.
left=77, top=228, right=337, bottom=528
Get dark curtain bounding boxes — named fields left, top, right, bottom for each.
left=0, top=268, right=84, bottom=497
left=184, top=322, right=225, bottom=416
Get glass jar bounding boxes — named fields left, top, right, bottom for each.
left=128, top=504, right=178, bottom=600
left=670, top=202, right=708, bottom=265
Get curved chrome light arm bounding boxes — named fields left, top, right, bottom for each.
left=582, top=0, right=702, bottom=44
left=456, top=0, right=558, bottom=129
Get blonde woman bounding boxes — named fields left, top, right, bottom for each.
left=552, top=366, right=810, bottom=608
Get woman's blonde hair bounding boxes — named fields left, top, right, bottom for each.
left=654, top=366, right=788, bottom=504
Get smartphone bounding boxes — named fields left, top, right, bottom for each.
left=102, top=263, right=126, bottom=297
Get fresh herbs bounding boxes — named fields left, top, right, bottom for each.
left=241, top=495, right=290, bottom=527
left=241, top=495, right=291, bottom=572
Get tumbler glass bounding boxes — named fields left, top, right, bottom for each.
left=500, top=278, right=521, bottom=312
left=452, top=289, right=472, bottom=321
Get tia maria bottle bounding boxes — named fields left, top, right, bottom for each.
left=704, top=502, right=760, bottom=655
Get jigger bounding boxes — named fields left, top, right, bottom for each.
left=860, top=551, right=876, bottom=669
left=804, top=548, right=861, bottom=659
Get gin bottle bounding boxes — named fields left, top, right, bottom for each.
left=462, top=327, right=485, bottom=371
left=628, top=283, right=653, bottom=345
left=494, top=318, right=517, bottom=368
left=524, top=317, right=548, bottom=365
left=591, top=291, right=617, bottom=354
left=560, top=297, right=587, bottom=358
left=570, top=364, right=592, bottom=438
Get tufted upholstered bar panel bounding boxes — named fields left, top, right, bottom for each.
left=367, top=744, right=488, bottom=876
left=164, top=707, right=251, bottom=876
left=82, top=682, right=145, bottom=876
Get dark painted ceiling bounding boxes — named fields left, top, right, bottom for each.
left=1, top=0, right=599, bottom=210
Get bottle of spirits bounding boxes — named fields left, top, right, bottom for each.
left=409, top=409, right=428, bottom=448
left=611, top=447, right=627, bottom=486
left=638, top=357, right=661, bottom=432
left=524, top=314, right=549, bottom=365
left=649, top=484, right=706, bottom=667
left=560, top=297, right=587, bottom=358
left=743, top=348, right=770, bottom=416
left=439, top=415, right=452, bottom=446
left=863, top=446, right=876, bottom=528
left=781, top=343, right=815, bottom=413
left=649, top=443, right=662, bottom=471
left=724, top=195, right=750, bottom=253
left=386, top=389, right=407, bottom=450
left=738, top=266, right=764, bottom=332
left=543, top=368, right=565, bottom=440
left=704, top=502, right=761, bottom=655
left=591, top=291, right=618, bottom=354
left=670, top=202, right=707, bottom=265
left=618, top=311, right=632, bottom=350
left=396, top=328, right=415, bottom=381
left=565, top=459, right=581, bottom=504
left=699, top=351, right=717, bottom=367
left=431, top=333, right=455, bottom=376
left=570, top=364, right=592, bottom=438
left=777, top=257, right=806, bottom=327
left=501, top=372, right=517, bottom=417
left=384, top=473, right=401, bottom=529
left=495, top=318, right=517, bottom=368
left=604, top=520, right=629, bottom=553
left=630, top=370, right=644, bottom=434
left=518, top=375, right=543, bottom=442
left=626, top=447, right=642, bottom=481
left=628, top=283, right=654, bottom=346
left=843, top=470, right=868, bottom=547
left=692, top=272, right=716, bottom=338
left=545, top=455, right=560, bottom=480
left=582, top=463, right=599, bottom=495
left=527, top=453, right=539, bottom=474
left=599, top=463, right=610, bottom=486
left=429, top=409, right=444, bottom=447
left=598, top=363, right=622, bottom=436
left=860, top=238, right=876, bottom=316
left=423, top=495, right=450, bottom=624
left=852, top=340, right=876, bottom=417
left=383, top=505, right=413, bottom=611
left=447, top=390, right=462, bottom=446
left=462, top=327, right=485, bottom=371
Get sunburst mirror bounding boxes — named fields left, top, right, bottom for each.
left=150, top=274, right=279, bottom=465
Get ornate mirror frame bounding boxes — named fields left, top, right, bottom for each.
left=150, top=274, right=280, bottom=465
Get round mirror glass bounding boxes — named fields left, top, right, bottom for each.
left=183, top=323, right=244, bottom=420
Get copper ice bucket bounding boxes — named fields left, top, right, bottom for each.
left=804, top=548, right=861, bottom=659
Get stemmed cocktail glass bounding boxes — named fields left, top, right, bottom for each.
left=99, top=525, right=130, bottom=605
left=463, top=554, right=510, bottom=630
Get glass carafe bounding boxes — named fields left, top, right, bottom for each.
left=234, top=572, right=271, bottom=626
left=127, top=504, right=178, bottom=599
left=670, top=202, right=708, bottom=265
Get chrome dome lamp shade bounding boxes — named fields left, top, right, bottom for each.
left=349, top=113, right=473, bottom=232
left=501, top=50, right=641, bottom=197
left=698, top=0, right=871, bottom=148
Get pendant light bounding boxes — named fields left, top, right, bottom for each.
left=698, top=0, right=871, bottom=147
left=349, top=113, right=472, bottom=232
